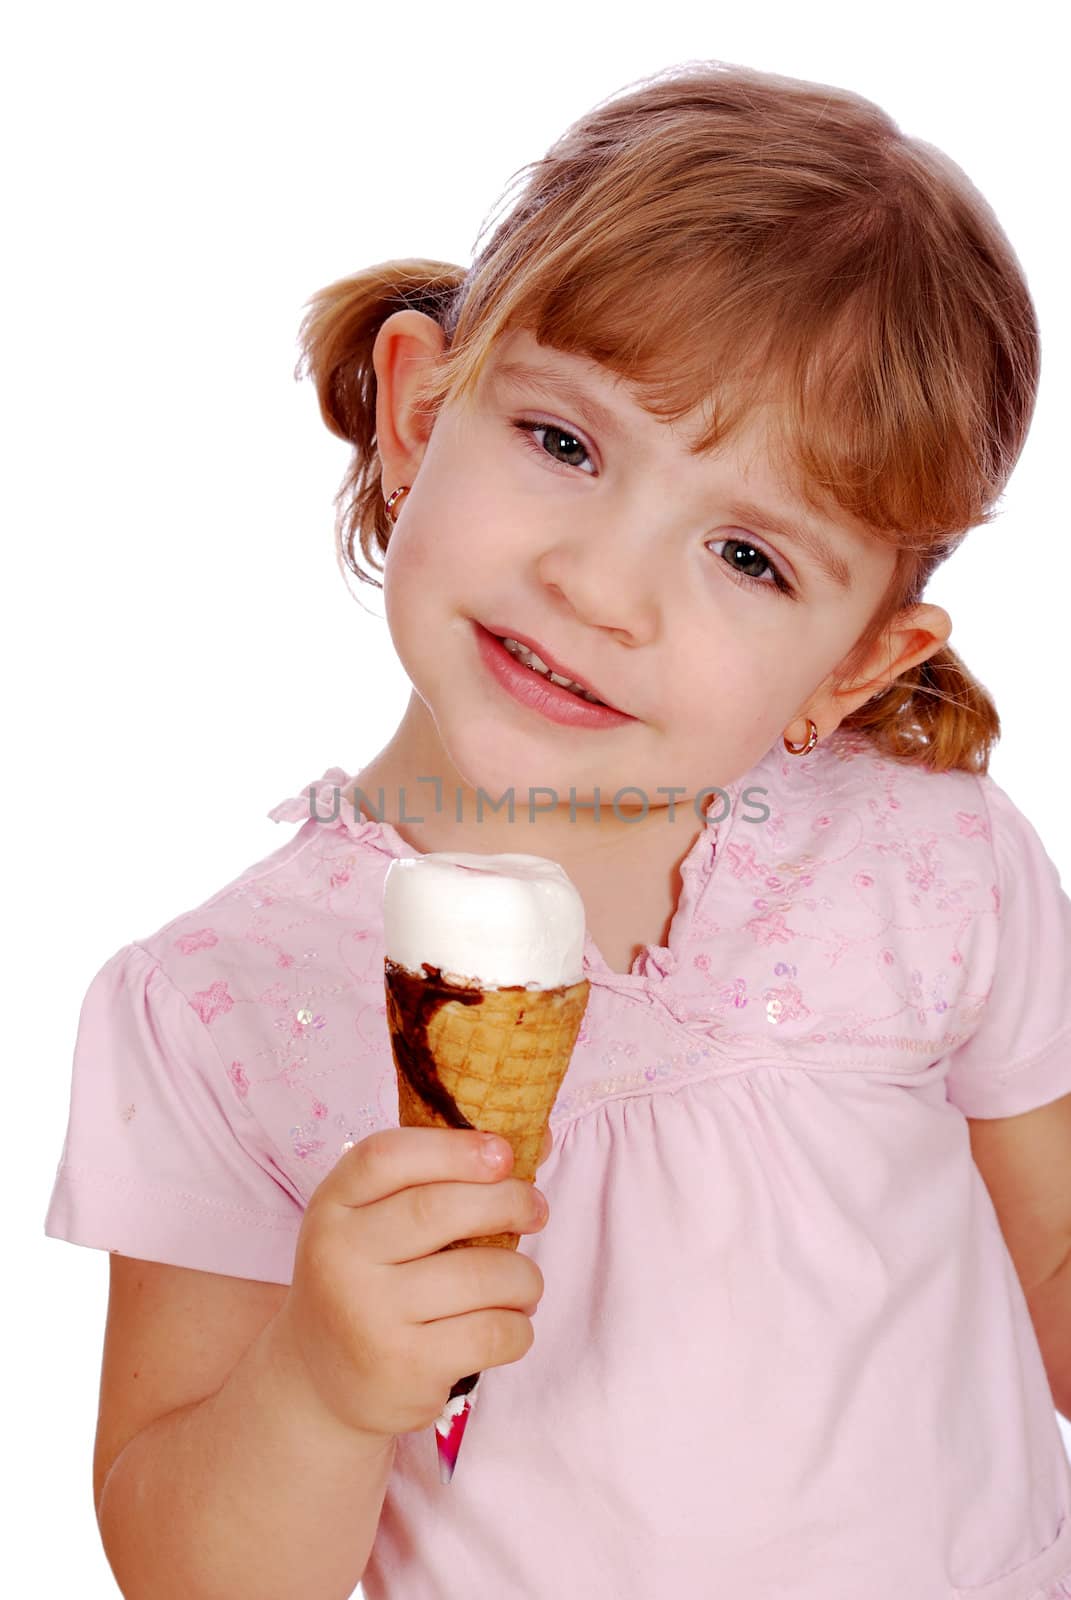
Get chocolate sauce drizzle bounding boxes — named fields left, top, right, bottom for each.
left=383, top=959, right=489, bottom=1128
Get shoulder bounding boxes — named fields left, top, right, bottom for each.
left=725, top=728, right=994, bottom=892
left=754, top=725, right=988, bottom=812
left=114, top=766, right=401, bottom=1187
left=696, top=731, right=1001, bottom=1066
left=135, top=765, right=394, bottom=994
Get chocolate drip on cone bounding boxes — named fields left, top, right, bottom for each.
left=384, top=959, right=485, bottom=1128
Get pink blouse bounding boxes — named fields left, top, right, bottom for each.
left=45, top=727, right=1071, bottom=1598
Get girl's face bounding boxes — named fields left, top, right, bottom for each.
left=377, top=323, right=943, bottom=835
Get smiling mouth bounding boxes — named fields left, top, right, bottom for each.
left=499, top=638, right=608, bottom=705
left=479, top=623, right=622, bottom=711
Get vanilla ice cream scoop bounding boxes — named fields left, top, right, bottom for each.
left=382, top=851, right=586, bottom=989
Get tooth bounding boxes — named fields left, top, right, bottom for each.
left=502, top=636, right=605, bottom=704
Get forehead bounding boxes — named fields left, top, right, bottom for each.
left=479, top=333, right=805, bottom=503
left=484, top=329, right=785, bottom=467
left=483, top=330, right=669, bottom=433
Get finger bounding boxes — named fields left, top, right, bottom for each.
left=402, top=1244, right=546, bottom=1325
left=423, top=1303, right=538, bottom=1385
left=360, top=1173, right=548, bottom=1266
left=322, top=1126, right=515, bottom=1211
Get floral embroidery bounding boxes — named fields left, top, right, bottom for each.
left=227, top=1061, right=250, bottom=1099
left=713, top=977, right=749, bottom=1010
left=955, top=808, right=990, bottom=840
left=724, top=838, right=764, bottom=879
left=191, top=980, right=234, bottom=1026
left=745, top=909, right=794, bottom=947
left=763, top=980, right=810, bottom=1025
left=289, top=1123, right=327, bottom=1160
left=258, top=981, right=291, bottom=1009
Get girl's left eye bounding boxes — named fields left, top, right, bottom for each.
left=510, top=415, right=796, bottom=599
left=707, top=538, right=796, bottom=598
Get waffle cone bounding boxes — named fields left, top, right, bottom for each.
left=385, top=958, right=589, bottom=1250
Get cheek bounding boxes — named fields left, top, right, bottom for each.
left=380, top=497, right=491, bottom=663
left=660, top=627, right=803, bottom=747
left=381, top=517, right=442, bottom=657
left=668, top=622, right=760, bottom=709
left=669, top=682, right=734, bottom=749
left=382, top=492, right=463, bottom=593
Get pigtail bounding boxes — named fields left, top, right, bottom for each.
left=293, top=259, right=469, bottom=589
left=840, top=643, right=1001, bottom=774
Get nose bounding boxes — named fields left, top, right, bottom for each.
left=536, top=524, right=658, bottom=644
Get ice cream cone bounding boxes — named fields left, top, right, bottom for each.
left=384, top=956, right=589, bottom=1481
left=385, top=958, right=589, bottom=1247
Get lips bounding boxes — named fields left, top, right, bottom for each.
left=479, top=622, right=622, bottom=713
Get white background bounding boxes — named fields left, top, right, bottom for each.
left=6, top=1, right=1069, bottom=1594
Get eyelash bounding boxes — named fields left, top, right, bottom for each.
left=510, top=417, right=796, bottom=599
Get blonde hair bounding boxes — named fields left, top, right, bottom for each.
left=295, top=59, right=1040, bottom=775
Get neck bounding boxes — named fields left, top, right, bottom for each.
left=345, top=691, right=697, bottom=870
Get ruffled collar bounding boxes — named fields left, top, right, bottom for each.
left=268, top=766, right=407, bottom=857
left=267, top=732, right=859, bottom=994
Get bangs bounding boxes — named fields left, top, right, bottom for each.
left=415, top=130, right=1029, bottom=569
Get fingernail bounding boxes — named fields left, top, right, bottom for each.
left=480, top=1134, right=510, bottom=1168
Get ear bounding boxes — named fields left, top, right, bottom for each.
left=372, top=309, right=450, bottom=491
left=804, top=601, right=954, bottom=733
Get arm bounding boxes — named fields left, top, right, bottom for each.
left=966, top=1089, right=1071, bottom=1416
left=1022, top=1247, right=1071, bottom=1424
left=96, top=1257, right=396, bottom=1600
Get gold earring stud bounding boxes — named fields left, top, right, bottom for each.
left=783, top=718, right=819, bottom=756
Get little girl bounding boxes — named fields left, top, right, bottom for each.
left=45, top=58, right=1071, bottom=1600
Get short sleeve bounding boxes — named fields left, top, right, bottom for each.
left=945, top=777, right=1071, bottom=1119
left=44, top=942, right=303, bottom=1283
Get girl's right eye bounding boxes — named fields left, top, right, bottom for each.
left=511, top=418, right=597, bottom=476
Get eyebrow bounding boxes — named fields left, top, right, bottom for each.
left=491, top=360, right=630, bottom=443
left=490, top=358, right=854, bottom=590
left=723, top=499, right=854, bottom=591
